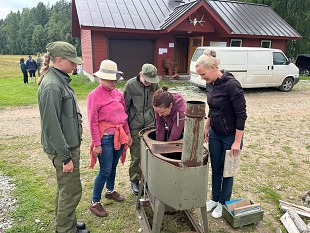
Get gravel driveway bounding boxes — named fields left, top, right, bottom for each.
left=1, top=81, right=309, bottom=232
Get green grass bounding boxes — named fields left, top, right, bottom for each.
left=0, top=153, right=55, bottom=232
left=256, top=186, right=281, bottom=204
left=300, top=76, right=310, bottom=80
left=0, top=75, right=98, bottom=107
left=0, top=74, right=191, bottom=107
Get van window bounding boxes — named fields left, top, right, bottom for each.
left=192, top=49, right=204, bottom=62
left=273, top=52, right=287, bottom=65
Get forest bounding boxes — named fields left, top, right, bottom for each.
left=0, top=0, right=309, bottom=58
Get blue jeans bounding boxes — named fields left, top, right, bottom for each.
left=92, top=135, right=124, bottom=202
left=209, top=128, right=242, bottom=205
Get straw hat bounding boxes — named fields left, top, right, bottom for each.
left=93, top=60, right=123, bottom=81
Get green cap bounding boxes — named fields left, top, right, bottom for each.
left=142, top=63, right=159, bottom=83
left=46, top=41, right=83, bottom=64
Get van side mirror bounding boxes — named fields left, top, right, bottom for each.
left=286, top=59, right=291, bottom=65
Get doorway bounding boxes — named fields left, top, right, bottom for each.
left=188, top=36, right=204, bottom=69
left=176, top=36, right=204, bottom=74
left=176, top=37, right=189, bottom=74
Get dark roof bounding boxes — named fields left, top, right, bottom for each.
left=74, top=0, right=190, bottom=30
left=208, top=0, right=301, bottom=38
left=74, top=0, right=301, bottom=38
left=159, top=1, right=199, bottom=29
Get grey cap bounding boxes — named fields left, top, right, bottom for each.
left=142, top=63, right=159, bottom=83
left=46, top=41, right=83, bottom=64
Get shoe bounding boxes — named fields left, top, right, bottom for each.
left=76, top=222, right=85, bottom=230
left=131, top=181, right=139, bottom=195
left=76, top=229, right=90, bottom=233
left=89, top=202, right=108, bottom=217
left=211, top=203, right=223, bottom=218
left=105, top=191, right=124, bottom=202
left=206, top=200, right=218, bottom=212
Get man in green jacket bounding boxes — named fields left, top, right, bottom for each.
left=38, top=41, right=89, bottom=233
left=124, top=64, right=160, bottom=194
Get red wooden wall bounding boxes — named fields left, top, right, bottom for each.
left=80, top=29, right=93, bottom=75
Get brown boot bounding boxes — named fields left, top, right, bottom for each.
left=105, top=191, right=124, bottom=202
left=89, top=202, right=108, bottom=217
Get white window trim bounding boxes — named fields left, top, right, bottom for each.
left=230, top=39, right=242, bottom=47
left=261, top=40, right=271, bottom=48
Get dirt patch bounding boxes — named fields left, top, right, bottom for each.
left=0, top=82, right=309, bottom=232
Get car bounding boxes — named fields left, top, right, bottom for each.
left=296, top=54, right=310, bottom=76
left=190, top=47, right=300, bottom=92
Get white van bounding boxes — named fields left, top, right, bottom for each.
left=189, top=47, right=300, bottom=92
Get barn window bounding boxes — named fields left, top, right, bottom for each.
left=261, top=40, right=271, bottom=48
left=230, top=39, right=242, bottom=47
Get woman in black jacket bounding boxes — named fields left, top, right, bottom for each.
left=195, top=50, right=247, bottom=218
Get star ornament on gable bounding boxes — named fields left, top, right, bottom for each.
left=189, top=14, right=205, bottom=26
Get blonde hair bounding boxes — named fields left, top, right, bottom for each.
left=37, top=53, right=57, bottom=86
left=196, top=49, right=220, bottom=69
left=203, top=49, right=216, bottom=57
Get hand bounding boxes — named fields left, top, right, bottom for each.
left=231, top=141, right=241, bottom=157
left=63, top=160, right=74, bottom=173
left=127, top=134, right=133, bottom=147
left=93, top=145, right=102, bottom=157
left=204, top=127, right=209, bottom=143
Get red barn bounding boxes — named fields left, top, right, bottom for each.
left=72, top=0, right=301, bottom=80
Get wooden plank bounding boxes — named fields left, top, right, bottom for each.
left=280, top=212, right=300, bottom=233
left=279, top=200, right=310, bottom=219
left=226, top=199, right=252, bottom=212
left=280, top=200, right=310, bottom=213
left=287, top=209, right=310, bottom=233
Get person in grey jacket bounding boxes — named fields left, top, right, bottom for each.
left=123, top=63, right=160, bottom=194
left=38, top=41, right=89, bottom=233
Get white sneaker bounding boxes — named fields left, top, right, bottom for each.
left=211, top=203, right=223, bottom=218
left=206, top=200, right=218, bottom=212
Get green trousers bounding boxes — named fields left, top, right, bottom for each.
left=129, top=129, right=142, bottom=182
left=47, top=147, right=82, bottom=233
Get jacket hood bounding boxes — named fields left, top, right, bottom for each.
left=170, top=93, right=186, bottom=115
left=214, top=70, right=235, bottom=85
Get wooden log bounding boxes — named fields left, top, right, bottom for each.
left=279, top=200, right=310, bottom=218
left=287, top=209, right=310, bottom=233
left=280, top=212, right=300, bottom=233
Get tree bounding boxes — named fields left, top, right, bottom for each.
left=32, top=25, right=46, bottom=54
left=241, top=0, right=310, bottom=57
left=4, top=12, right=20, bottom=54
left=32, top=2, right=50, bottom=27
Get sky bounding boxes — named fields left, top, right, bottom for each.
left=0, top=0, right=67, bottom=20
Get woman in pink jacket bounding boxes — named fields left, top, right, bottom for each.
left=87, top=60, right=132, bottom=217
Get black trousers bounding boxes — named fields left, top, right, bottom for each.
left=23, top=71, right=28, bottom=83
left=29, top=70, right=36, bottom=77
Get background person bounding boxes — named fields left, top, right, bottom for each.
left=87, top=59, right=132, bottom=217
left=152, top=86, right=186, bottom=142
left=36, top=52, right=44, bottom=77
left=195, top=50, right=247, bottom=219
left=38, top=41, right=89, bottom=233
left=19, top=58, right=28, bottom=84
left=123, top=63, right=160, bottom=194
left=26, top=55, right=37, bottom=83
